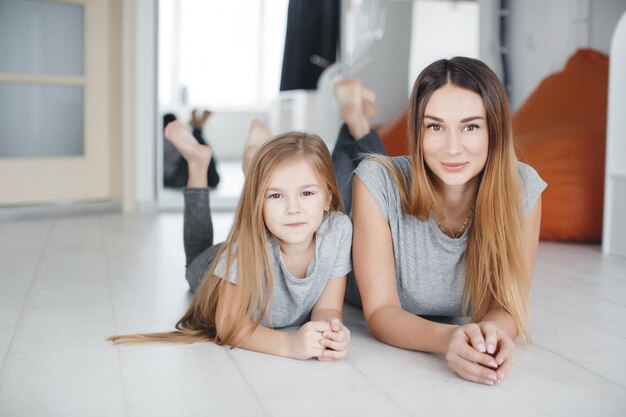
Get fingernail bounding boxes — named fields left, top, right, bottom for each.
left=488, top=374, right=497, bottom=382
left=487, top=344, right=495, bottom=354
left=478, top=344, right=486, bottom=353
left=485, top=379, right=495, bottom=385
left=498, top=358, right=504, bottom=365
left=499, top=373, right=506, bottom=381
left=490, top=361, right=498, bottom=368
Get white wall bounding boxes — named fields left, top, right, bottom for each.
left=508, top=0, right=589, bottom=112
left=590, top=0, right=626, bottom=54
left=478, top=0, right=503, bottom=80
left=603, top=9, right=626, bottom=257
left=507, top=0, right=626, bottom=112
left=135, top=0, right=157, bottom=207
left=409, top=1, right=480, bottom=94
left=349, top=0, right=413, bottom=125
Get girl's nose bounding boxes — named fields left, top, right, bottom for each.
left=286, top=197, right=301, bottom=214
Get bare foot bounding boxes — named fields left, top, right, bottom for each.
left=164, top=120, right=212, bottom=187
left=361, top=85, right=378, bottom=121
left=243, top=118, right=273, bottom=175
left=333, top=78, right=371, bottom=139
left=190, top=109, right=212, bottom=129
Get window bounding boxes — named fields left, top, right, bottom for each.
left=159, top=0, right=289, bottom=109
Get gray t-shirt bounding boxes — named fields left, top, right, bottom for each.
left=214, top=211, right=353, bottom=328
left=354, top=157, right=547, bottom=317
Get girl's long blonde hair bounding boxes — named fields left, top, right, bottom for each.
left=110, top=132, right=343, bottom=346
left=372, top=57, right=530, bottom=339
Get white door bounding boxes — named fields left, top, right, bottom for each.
left=0, top=0, right=110, bottom=206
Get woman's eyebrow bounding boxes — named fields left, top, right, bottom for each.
left=424, top=115, right=485, bottom=123
left=460, top=116, right=485, bottom=123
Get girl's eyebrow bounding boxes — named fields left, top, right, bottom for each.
left=266, top=184, right=321, bottom=192
left=424, top=115, right=485, bottom=123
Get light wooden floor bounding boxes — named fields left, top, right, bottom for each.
left=1, top=211, right=625, bottom=417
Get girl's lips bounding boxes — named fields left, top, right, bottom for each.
left=285, top=222, right=306, bottom=227
left=441, top=162, right=468, bottom=172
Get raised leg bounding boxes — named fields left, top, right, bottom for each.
left=333, top=78, right=378, bottom=139
left=331, top=79, right=387, bottom=214
left=164, top=120, right=213, bottom=188
left=242, top=118, right=273, bottom=175
left=164, top=120, right=216, bottom=278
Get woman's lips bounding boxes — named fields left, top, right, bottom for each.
left=441, top=162, right=468, bottom=172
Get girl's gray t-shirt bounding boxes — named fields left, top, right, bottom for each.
left=214, top=211, right=352, bottom=328
left=354, top=157, right=547, bottom=317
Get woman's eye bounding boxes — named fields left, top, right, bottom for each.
left=464, top=123, right=480, bottom=132
left=426, top=123, right=442, bottom=131
left=302, top=191, right=314, bottom=197
left=268, top=193, right=281, bottom=199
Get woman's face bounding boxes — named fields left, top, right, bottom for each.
left=421, top=83, right=489, bottom=190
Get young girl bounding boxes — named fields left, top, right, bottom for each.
left=331, top=58, right=546, bottom=384
left=110, top=121, right=352, bottom=361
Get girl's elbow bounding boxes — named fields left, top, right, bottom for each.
left=214, top=308, right=232, bottom=342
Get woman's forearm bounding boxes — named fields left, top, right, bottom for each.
left=482, top=307, right=518, bottom=339
left=368, top=306, right=457, bottom=353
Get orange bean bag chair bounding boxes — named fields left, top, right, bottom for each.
left=514, top=48, right=608, bottom=242
left=376, top=106, right=410, bottom=157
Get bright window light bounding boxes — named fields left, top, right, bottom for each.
left=160, top=0, right=288, bottom=109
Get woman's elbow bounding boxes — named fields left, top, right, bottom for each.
left=362, top=306, right=388, bottom=341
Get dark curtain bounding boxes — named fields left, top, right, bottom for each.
left=280, top=0, right=340, bottom=91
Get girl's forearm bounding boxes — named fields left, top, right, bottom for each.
left=228, top=321, right=293, bottom=358
left=368, top=306, right=457, bottom=353
left=311, top=308, right=343, bottom=323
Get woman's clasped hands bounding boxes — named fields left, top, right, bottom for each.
left=287, top=318, right=351, bottom=361
left=446, top=322, right=515, bottom=386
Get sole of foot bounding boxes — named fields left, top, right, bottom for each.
left=164, top=120, right=212, bottom=167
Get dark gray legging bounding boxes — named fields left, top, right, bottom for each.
left=182, top=188, right=222, bottom=291
left=183, top=124, right=388, bottom=302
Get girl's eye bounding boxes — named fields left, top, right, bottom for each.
left=464, top=123, right=480, bottom=132
left=426, top=123, right=442, bottom=132
left=302, top=191, right=315, bottom=197
left=268, top=193, right=281, bottom=199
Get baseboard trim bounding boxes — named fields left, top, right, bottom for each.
left=0, top=201, right=123, bottom=222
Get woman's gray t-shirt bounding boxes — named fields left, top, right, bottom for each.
left=353, top=157, right=547, bottom=317
left=214, top=211, right=352, bottom=328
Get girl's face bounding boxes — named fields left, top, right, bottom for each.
left=421, top=83, right=489, bottom=190
left=262, top=158, right=331, bottom=250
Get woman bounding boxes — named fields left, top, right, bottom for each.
left=331, top=57, right=546, bottom=385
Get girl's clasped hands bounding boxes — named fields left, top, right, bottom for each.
left=287, top=318, right=351, bottom=361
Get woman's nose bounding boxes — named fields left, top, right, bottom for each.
left=446, top=131, right=462, bottom=155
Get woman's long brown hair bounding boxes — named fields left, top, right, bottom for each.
left=371, top=57, right=530, bottom=339
left=109, top=132, right=343, bottom=345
